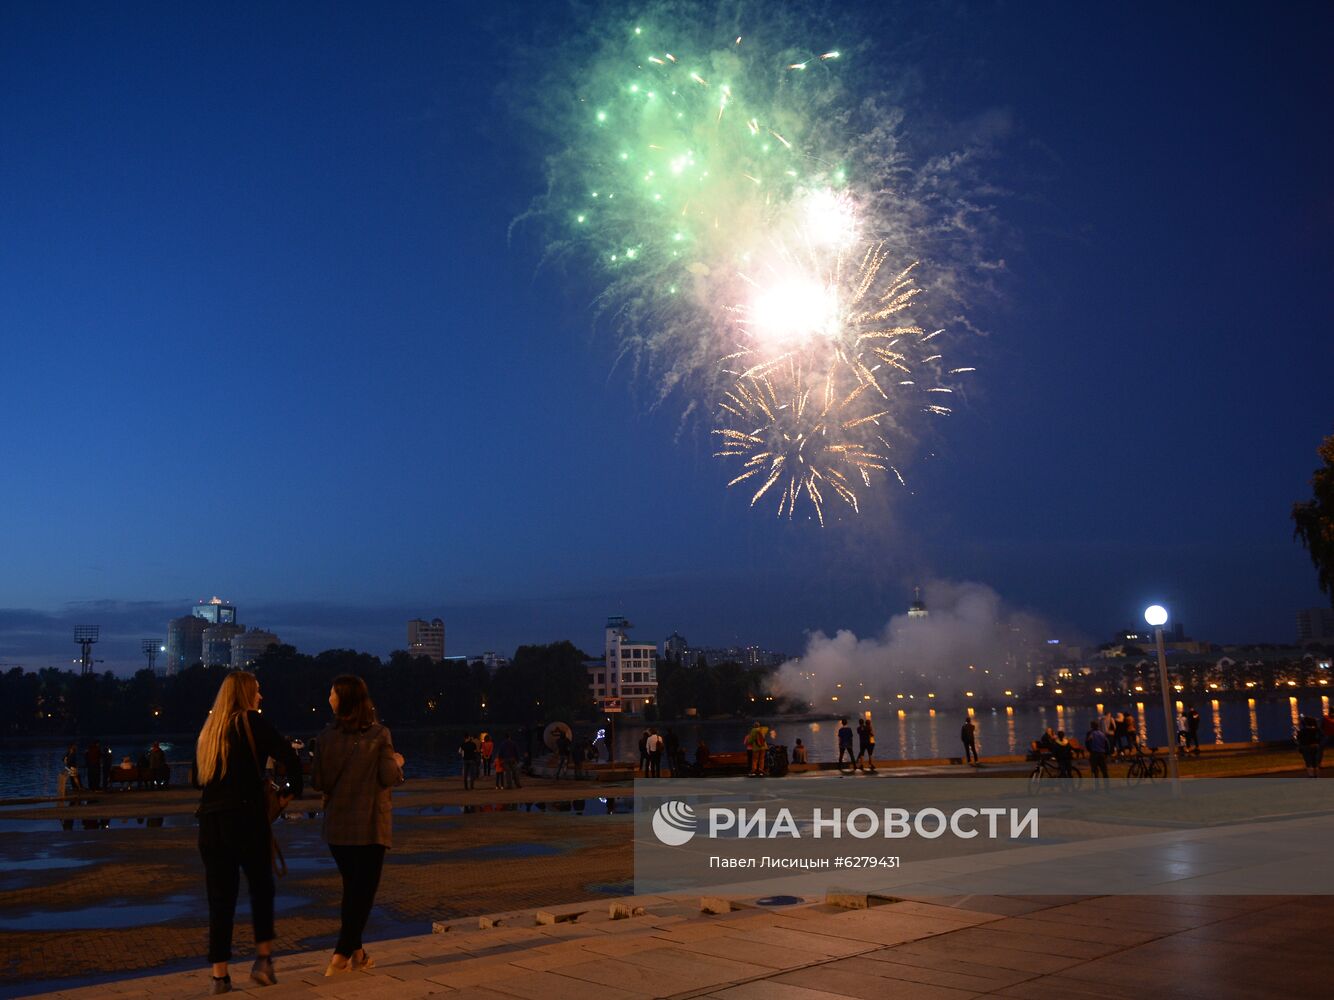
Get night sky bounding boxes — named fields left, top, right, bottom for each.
left=2, top=2, right=1331, bottom=673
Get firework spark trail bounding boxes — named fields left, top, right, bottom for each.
left=712, top=355, right=906, bottom=525
left=710, top=230, right=968, bottom=519
left=518, top=4, right=996, bottom=521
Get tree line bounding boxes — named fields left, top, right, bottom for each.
left=0, top=642, right=788, bottom=737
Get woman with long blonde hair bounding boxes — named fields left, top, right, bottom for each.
left=194, top=671, right=301, bottom=994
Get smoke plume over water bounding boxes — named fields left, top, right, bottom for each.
left=768, top=581, right=1055, bottom=709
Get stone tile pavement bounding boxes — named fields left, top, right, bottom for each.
left=19, top=891, right=1332, bottom=1000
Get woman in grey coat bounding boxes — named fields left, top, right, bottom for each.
left=311, top=675, right=405, bottom=976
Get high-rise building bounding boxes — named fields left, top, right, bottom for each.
left=165, top=615, right=208, bottom=674
left=1297, top=607, right=1334, bottom=645
left=589, top=616, right=658, bottom=714
left=192, top=597, right=237, bottom=624
left=203, top=623, right=245, bottom=667
left=662, top=632, right=688, bottom=662
left=408, top=618, right=446, bottom=662
left=231, top=628, right=281, bottom=669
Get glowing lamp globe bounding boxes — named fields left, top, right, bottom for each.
left=1144, top=605, right=1169, bottom=627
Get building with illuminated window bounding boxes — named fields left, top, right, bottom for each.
left=588, top=616, right=658, bottom=714
left=407, top=618, right=446, bottom=662
left=192, top=597, right=237, bottom=624
left=231, top=628, right=281, bottom=669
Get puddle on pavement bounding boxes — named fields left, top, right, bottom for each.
left=0, top=815, right=192, bottom=833
left=0, top=891, right=311, bottom=932
left=394, top=797, right=632, bottom=818
left=0, top=894, right=198, bottom=931
left=1, top=854, right=93, bottom=871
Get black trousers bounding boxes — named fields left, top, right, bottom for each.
left=329, top=843, right=386, bottom=957
left=199, top=808, right=275, bottom=963
left=1089, top=752, right=1109, bottom=783
left=962, top=739, right=978, bottom=763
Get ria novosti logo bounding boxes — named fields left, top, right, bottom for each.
left=651, top=801, right=698, bottom=845
left=647, top=800, right=1038, bottom=842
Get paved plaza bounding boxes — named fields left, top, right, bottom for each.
left=5, top=761, right=1331, bottom=999
left=19, top=891, right=1334, bottom=1000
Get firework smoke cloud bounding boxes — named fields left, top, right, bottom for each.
left=768, top=581, right=1052, bottom=707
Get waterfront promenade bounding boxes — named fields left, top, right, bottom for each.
left=2, top=749, right=1327, bottom=998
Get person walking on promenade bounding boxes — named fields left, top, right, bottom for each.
left=1113, top=713, right=1129, bottom=757
left=1186, top=705, right=1202, bottom=754
left=479, top=734, right=494, bottom=778
left=1086, top=720, right=1111, bottom=790
left=84, top=740, right=102, bottom=791
left=59, top=743, right=81, bottom=797
left=1296, top=716, right=1323, bottom=778
left=312, top=675, right=405, bottom=977
left=836, top=718, right=855, bottom=769
left=1125, top=714, right=1139, bottom=752
left=664, top=728, right=679, bottom=777
left=150, top=741, right=169, bottom=788
left=1176, top=710, right=1188, bottom=749
left=194, top=670, right=301, bottom=994
left=1100, top=711, right=1116, bottom=743
left=638, top=730, right=650, bottom=776
left=459, top=733, right=479, bottom=790
left=645, top=728, right=663, bottom=778
left=572, top=738, right=586, bottom=779
left=498, top=732, right=522, bottom=788
left=861, top=718, right=877, bottom=771
left=960, top=717, right=979, bottom=765
left=553, top=730, right=571, bottom=780
left=744, top=722, right=768, bottom=777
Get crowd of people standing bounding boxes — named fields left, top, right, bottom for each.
left=57, top=738, right=170, bottom=795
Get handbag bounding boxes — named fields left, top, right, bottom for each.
left=240, top=713, right=288, bottom=877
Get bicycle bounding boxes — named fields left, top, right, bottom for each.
left=1028, top=754, right=1083, bottom=794
left=1124, top=747, right=1167, bottom=786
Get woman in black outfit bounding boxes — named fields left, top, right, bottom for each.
left=194, top=670, right=301, bottom=994
left=312, top=674, right=405, bottom=976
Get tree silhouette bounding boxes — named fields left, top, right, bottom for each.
left=1293, top=431, right=1334, bottom=606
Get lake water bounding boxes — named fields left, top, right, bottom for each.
left=2, top=694, right=1326, bottom=801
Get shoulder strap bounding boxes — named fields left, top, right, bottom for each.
left=238, top=712, right=265, bottom=780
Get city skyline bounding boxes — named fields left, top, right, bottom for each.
left=0, top=584, right=1329, bottom=677
left=2, top=4, right=1330, bottom=676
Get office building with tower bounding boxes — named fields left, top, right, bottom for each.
left=588, top=616, right=658, bottom=714
left=408, top=618, right=446, bottom=662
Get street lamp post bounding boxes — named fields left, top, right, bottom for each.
left=1144, top=605, right=1181, bottom=795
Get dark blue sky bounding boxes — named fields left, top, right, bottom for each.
left=2, top=2, right=1331, bottom=673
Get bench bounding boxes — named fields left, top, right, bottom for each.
left=681, top=749, right=788, bottom=777
left=107, top=766, right=148, bottom=788
left=1026, top=741, right=1086, bottom=761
